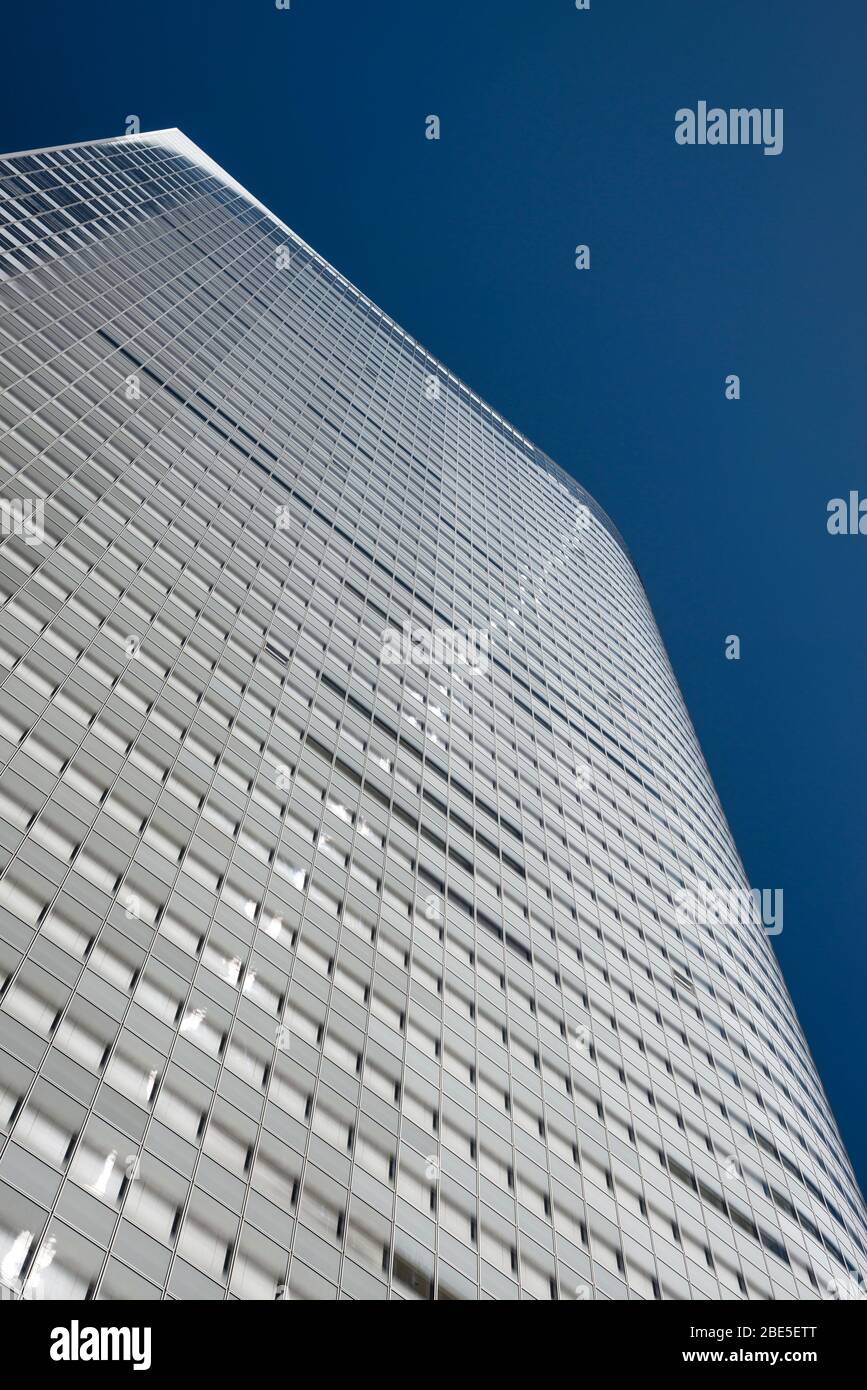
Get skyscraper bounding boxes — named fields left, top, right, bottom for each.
left=0, top=129, right=863, bottom=1301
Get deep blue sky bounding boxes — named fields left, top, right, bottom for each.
left=2, top=2, right=865, bottom=1195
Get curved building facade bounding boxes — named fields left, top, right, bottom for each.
left=0, top=130, right=863, bottom=1300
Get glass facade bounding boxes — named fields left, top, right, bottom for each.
left=0, top=128, right=863, bottom=1301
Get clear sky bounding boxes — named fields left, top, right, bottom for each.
left=1, top=1, right=865, bottom=1194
